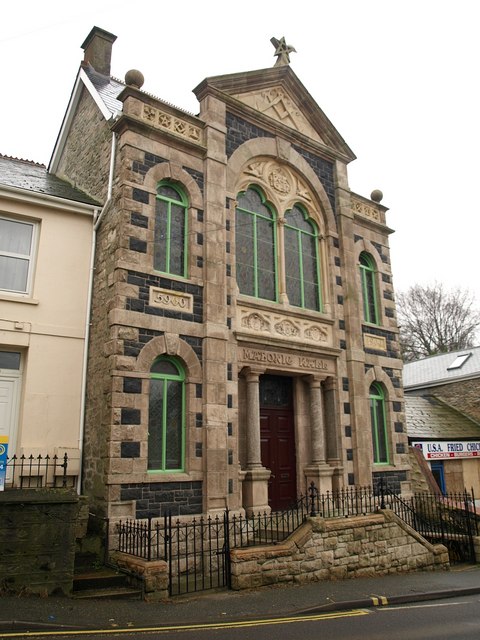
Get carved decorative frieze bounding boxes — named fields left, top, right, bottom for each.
left=274, top=319, right=299, bottom=337
left=142, top=105, right=203, bottom=144
left=237, top=305, right=332, bottom=347
left=304, top=325, right=328, bottom=343
left=149, top=287, right=193, bottom=313
left=241, top=312, right=270, bottom=332
left=243, top=160, right=313, bottom=207
left=352, top=196, right=381, bottom=223
left=364, top=334, right=387, bottom=352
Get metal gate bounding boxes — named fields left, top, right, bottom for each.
left=165, top=511, right=231, bottom=596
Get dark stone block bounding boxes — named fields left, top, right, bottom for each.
left=121, top=408, right=141, bottom=425
left=123, top=378, right=142, bottom=394
left=131, top=212, right=149, bottom=228
left=129, top=237, right=147, bottom=253
left=132, top=188, right=149, bottom=204
left=121, top=442, right=140, bottom=458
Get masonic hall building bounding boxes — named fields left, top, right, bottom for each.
left=51, top=28, right=409, bottom=519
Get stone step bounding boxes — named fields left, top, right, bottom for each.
left=73, top=568, right=142, bottom=599
left=72, top=586, right=142, bottom=600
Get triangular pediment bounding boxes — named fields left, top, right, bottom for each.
left=232, top=85, right=324, bottom=144
left=194, top=66, right=355, bottom=162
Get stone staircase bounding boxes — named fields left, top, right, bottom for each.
left=73, top=553, right=142, bottom=600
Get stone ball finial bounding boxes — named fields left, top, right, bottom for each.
left=370, top=189, right=383, bottom=203
left=125, top=69, right=144, bottom=89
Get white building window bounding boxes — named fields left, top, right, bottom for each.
left=0, top=217, right=36, bottom=294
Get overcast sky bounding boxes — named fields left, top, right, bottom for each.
left=1, top=0, right=479, bottom=309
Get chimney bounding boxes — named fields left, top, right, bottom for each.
left=81, top=26, right=117, bottom=76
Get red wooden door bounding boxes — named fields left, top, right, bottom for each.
left=259, top=376, right=296, bottom=511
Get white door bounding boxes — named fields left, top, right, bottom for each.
left=0, top=375, right=20, bottom=455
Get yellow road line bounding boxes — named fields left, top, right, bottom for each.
left=1, top=609, right=370, bottom=637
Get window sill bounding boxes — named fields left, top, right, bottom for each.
left=0, top=292, right=39, bottom=305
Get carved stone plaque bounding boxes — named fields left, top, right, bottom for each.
left=364, top=334, right=387, bottom=351
left=149, top=287, right=193, bottom=313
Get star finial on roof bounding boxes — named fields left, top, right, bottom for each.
left=270, top=36, right=296, bottom=67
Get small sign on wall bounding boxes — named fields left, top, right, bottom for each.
left=412, top=440, right=480, bottom=459
left=0, top=436, right=8, bottom=491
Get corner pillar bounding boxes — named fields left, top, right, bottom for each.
left=241, top=367, right=270, bottom=514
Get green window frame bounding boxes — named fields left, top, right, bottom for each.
left=235, top=186, right=277, bottom=301
left=370, top=382, right=389, bottom=464
left=148, top=357, right=185, bottom=472
left=154, top=182, right=188, bottom=277
left=359, top=252, right=379, bottom=324
left=284, top=204, right=322, bottom=311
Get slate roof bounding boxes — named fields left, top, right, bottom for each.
left=83, top=65, right=124, bottom=115
left=403, top=346, right=480, bottom=389
left=0, top=155, right=99, bottom=206
left=406, top=395, right=480, bottom=440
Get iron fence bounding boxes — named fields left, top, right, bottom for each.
left=382, top=487, right=478, bottom=563
left=115, top=483, right=479, bottom=595
left=4, top=453, right=72, bottom=489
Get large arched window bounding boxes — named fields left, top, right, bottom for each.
left=154, top=182, right=188, bottom=277
left=369, top=382, right=389, bottom=464
left=148, top=357, right=185, bottom=472
left=359, top=252, right=379, bottom=324
left=235, top=187, right=277, bottom=301
left=284, top=204, right=322, bottom=311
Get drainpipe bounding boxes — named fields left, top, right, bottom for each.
left=76, top=130, right=117, bottom=493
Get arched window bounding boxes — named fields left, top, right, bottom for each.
left=148, top=357, right=185, bottom=471
left=235, top=187, right=277, bottom=301
left=359, top=252, right=379, bottom=324
left=284, top=204, right=322, bottom=311
left=369, top=382, right=389, bottom=464
left=154, top=182, right=188, bottom=277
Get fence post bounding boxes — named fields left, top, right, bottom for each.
left=224, top=508, right=231, bottom=589
left=379, top=477, right=386, bottom=510
left=464, top=490, right=476, bottom=563
left=309, top=481, right=317, bottom=517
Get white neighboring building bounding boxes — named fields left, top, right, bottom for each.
left=0, top=155, right=98, bottom=487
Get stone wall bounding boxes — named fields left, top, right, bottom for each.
left=230, top=510, right=449, bottom=590
left=0, top=490, right=80, bottom=596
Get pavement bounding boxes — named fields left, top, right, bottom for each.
left=1, top=565, right=480, bottom=633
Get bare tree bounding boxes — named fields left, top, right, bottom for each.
left=396, top=283, right=480, bottom=362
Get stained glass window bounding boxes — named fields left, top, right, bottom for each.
left=360, top=252, right=379, bottom=324
left=148, top=357, right=185, bottom=471
left=284, top=205, right=322, bottom=311
left=370, top=383, right=389, bottom=464
left=154, top=183, right=188, bottom=277
left=236, top=187, right=277, bottom=301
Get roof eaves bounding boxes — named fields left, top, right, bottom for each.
left=0, top=182, right=99, bottom=214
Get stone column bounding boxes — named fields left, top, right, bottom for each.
left=324, top=376, right=344, bottom=491
left=309, top=376, right=326, bottom=464
left=241, top=367, right=271, bottom=514
left=245, top=369, right=263, bottom=468
left=303, top=375, right=334, bottom=494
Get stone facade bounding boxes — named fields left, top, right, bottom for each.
left=52, top=28, right=409, bottom=525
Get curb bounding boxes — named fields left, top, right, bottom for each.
left=296, top=586, right=480, bottom=614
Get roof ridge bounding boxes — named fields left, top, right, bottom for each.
left=0, top=154, right=46, bottom=168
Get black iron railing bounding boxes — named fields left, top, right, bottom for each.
left=4, top=453, right=71, bottom=489
left=115, top=483, right=479, bottom=595
left=116, top=484, right=384, bottom=560
left=381, top=485, right=478, bottom=563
